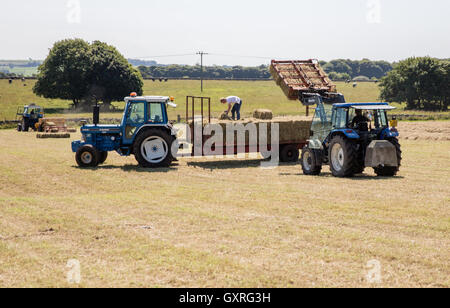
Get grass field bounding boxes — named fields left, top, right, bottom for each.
left=0, top=124, right=448, bottom=287
left=1, top=80, right=448, bottom=122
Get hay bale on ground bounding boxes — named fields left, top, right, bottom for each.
left=37, top=133, right=71, bottom=139
left=253, top=109, right=273, bottom=120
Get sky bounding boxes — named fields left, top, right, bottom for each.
left=0, top=0, right=449, bottom=66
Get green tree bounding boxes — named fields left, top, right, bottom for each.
left=33, top=39, right=143, bottom=109
left=87, top=41, right=143, bottom=108
left=379, top=57, right=449, bottom=111
left=33, top=39, right=91, bottom=108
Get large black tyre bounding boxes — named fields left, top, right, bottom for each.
left=280, top=144, right=300, bottom=163
left=301, top=147, right=322, bottom=175
left=76, top=145, right=99, bottom=168
left=134, top=129, right=175, bottom=168
left=98, top=151, right=108, bottom=165
left=374, top=138, right=402, bottom=177
left=22, top=120, right=29, bottom=132
left=328, top=136, right=361, bottom=177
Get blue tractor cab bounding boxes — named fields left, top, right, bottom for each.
left=16, top=104, right=44, bottom=132
left=72, top=94, right=178, bottom=168
left=300, top=93, right=402, bottom=177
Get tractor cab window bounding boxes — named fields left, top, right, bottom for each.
left=125, top=102, right=145, bottom=139
left=333, top=108, right=348, bottom=129
left=310, top=104, right=333, bottom=145
left=126, top=102, right=145, bottom=125
left=375, top=110, right=388, bottom=128
left=148, top=103, right=164, bottom=123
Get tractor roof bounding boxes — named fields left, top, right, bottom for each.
left=124, top=96, right=171, bottom=103
left=333, top=102, right=396, bottom=110
left=25, top=104, right=41, bottom=108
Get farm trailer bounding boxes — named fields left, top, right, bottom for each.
left=184, top=96, right=311, bottom=162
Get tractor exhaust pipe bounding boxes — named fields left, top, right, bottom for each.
left=93, top=104, right=100, bottom=126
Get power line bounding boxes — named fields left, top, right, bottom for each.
left=209, top=53, right=273, bottom=60
left=134, top=54, right=196, bottom=59
left=197, top=51, right=209, bottom=92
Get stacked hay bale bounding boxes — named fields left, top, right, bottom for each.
left=253, top=109, right=273, bottom=120
left=204, top=116, right=312, bottom=146
left=219, top=112, right=232, bottom=121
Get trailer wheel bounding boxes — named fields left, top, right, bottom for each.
left=280, top=144, right=299, bottom=163
left=328, top=136, right=360, bottom=177
left=134, top=129, right=175, bottom=168
left=301, top=147, right=322, bottom=175
left=374, top=138, right=402, bottom=177
left=76, top=145, right=99, bottom=168
left=98, top=151, right=108, bottom=165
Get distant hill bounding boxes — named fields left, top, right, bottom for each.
left=127, top=59, right=159, bottom=67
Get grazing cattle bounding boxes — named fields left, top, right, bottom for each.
left=353, top=83, right=358, bottom=88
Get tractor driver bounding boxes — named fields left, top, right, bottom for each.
left=351, top=109, right=370, bottom=130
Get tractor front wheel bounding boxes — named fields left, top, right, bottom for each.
left=328, top=136, right=360, bottom=177
left=301, top=147, right=322, bottom=175
left=76, top=145, right=99, bottom=168
left=134, top=129, right=175, bottom=168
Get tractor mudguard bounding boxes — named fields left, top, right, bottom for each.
left=364, top=140, right=398, bottom=168
left=72, top=140, right=84, bottom=153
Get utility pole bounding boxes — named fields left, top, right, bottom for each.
left=197, top=51, right=208, bottom=92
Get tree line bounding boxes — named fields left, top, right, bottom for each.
left=138, top=64, right=271, bottom=79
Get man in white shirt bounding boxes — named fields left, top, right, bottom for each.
left=220, top=96, right=242, bottom=120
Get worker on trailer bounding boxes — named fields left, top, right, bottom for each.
left=221, top=96, right=242, bottom=120
left=351, top=109, right=370, bottom=130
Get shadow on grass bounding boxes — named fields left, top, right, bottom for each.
left=71, top=163, right=179, bottom=173
left=279, top=170, right=405, bottom=180
left=187, top=159, right=301, bottom=170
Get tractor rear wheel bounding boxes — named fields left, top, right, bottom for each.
left=98, top=151, right=108, bottom=165
left=301, top=147, right=322, bottom=175
left=134, top=129, right=175, bottom=168
left=76, top=145, right=99, bottom=168
left=374, top=138, right=402, bottom=177
left=280, top=144, right=300, bottom=163
left=328, top=136, right=360, bottom=177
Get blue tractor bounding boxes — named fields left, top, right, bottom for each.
left=16, top=104, right=44, bottom=132
left=72, top=94, right=178, bottom=168
left=300, top=93, right=402, bottom=177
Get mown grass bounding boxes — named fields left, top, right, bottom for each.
left=1, top=80, right=448, bottom=123
left=0, top=128, right=448, bottom=287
